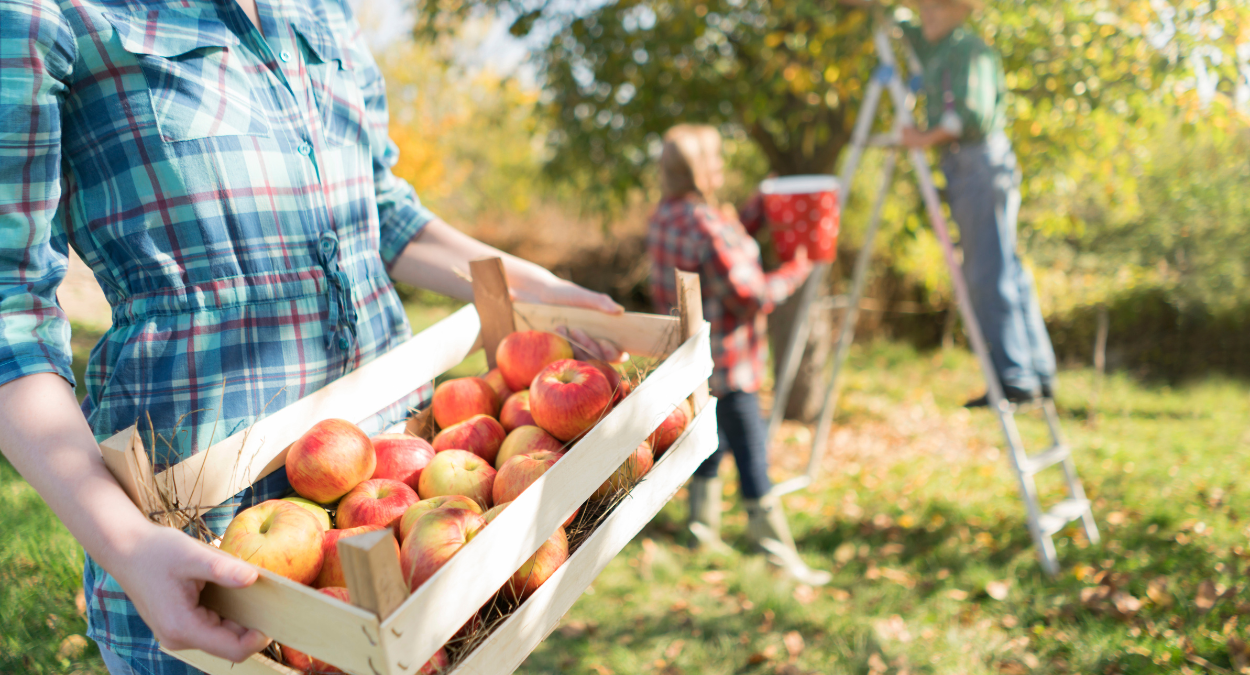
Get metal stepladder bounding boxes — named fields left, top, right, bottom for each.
left=764, top=15, right=1099, bottom=576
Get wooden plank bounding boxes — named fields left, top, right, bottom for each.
left=162, top=650, right=299, bottom=675
left=101, top=303, right=482, bottom=513
left=447, top=401, right=719, bottom=675
left=340, top=528, right=408, bottom=620
left=470, top=257, right=516, bottom=369
left=511, top=302, right=683, bottom=359
left=675, top=270, right=711, bottom=414
left=377, top=325, right=713, bottom=675
left=98, top=426, right=161, bottom=522
left=199, top=553, right=388, bottom=675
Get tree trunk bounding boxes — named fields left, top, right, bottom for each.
left=767, top=280, right=835, bottom=422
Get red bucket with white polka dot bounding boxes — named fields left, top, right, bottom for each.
left=760, top=175, right=840, bottom=262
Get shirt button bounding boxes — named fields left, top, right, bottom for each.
left=279, top=50, right=292, bottom=62
left=338, top=336, right=351, bottom=350
left=297, top=142, right=312, bottom=156
left=320, top=239, right=335, bottom=253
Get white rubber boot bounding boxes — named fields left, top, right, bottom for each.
left=687, top=476, right=730, bottom=553
left=745, top=496, right=832, bottom=586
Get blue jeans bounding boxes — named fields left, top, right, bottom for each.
left=695, top=391, right=772, bottom=499
left=942, top=133, right=1056, bottom=392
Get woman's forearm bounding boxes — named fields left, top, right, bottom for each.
left=0, top=373, right=154, bottom=571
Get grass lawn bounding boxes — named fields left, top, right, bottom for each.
left=3, top=324, right=1246, bottom=674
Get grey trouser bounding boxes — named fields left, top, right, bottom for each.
left=941, top=132, right=1056, bottom=391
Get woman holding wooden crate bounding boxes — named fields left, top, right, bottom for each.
left=0, top=1, right=620, bottom=673
left=647, top=125, right=832, bottom=586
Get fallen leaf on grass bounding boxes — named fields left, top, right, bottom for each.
left=558, top=620, right=597, bottom=638
left=590, top=665, right=614, bottom=675
left=867, top=653, right=888, bottom=674
left=833, top=543, right=856, bottom=563
left=1196, top=580, right=1222, bottom=613
left=783, top=631, right=804, bottom=658
left=1146, top=577, right=1173, bottom=608
left=1229, top=637, right=1250, bottom=672
left=996, top=661, right=1027, bottom=675
left=701, top=570, right=726, bottom=584
left=1111, top=592, right=1143, bottom=618
left=664, top=640, right=685, bottom=659
left=946, top=589, right=969, bottom=601
left=747, top=644, right=780, bottom=665
left=986, top=580, right=1011, bottom=600
left=1001, top=614, right=1019, bottom=628
left=829, top=588, right=851, bottom=601
left=792, top=584, right=818, bottom=605
left=74, top=589, right=86, bottom=616
left=874, top=615, right=913, bottom=643
left=57, top=635, right=89, bottom=660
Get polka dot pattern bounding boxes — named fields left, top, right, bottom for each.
left=762, top=189, right=840, bottom=262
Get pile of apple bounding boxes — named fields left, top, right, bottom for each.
left=215, top=330, right=692, bottom=674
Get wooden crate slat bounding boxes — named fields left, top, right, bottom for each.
left=446, top=400, right=719, bottom=675
left=511, top=302, right=683, bottom=358
left=200, top=564, right=387, bottom=675
left=160, top=650, right=299, bottom=675
left=110, top=303, right=482, bottom=513
left=376, top=324, right=713, bottom=675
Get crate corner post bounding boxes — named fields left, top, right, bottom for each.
left=674, top=269, right=710, bottom=413
left=340, top=528, right=409, bottom=621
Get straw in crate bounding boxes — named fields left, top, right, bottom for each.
left=99, top=259, right=718, bottom=675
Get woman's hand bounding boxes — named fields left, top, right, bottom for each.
left=507, top=267, right=624, bottom=316
left=110, top=525, right=269, bottom=661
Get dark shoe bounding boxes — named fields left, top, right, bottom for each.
left=1040, top=381, right=1056, bottom=400
left=964, top=385, right=1038, bottom=409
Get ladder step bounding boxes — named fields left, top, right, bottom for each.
left=1038, top=499, right=1090, bottom=537
left=1021, top=444, right=1070, bottom=475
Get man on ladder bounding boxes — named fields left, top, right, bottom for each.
left=895, top=0, right=1058, bottom=407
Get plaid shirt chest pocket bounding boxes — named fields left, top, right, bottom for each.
left=294, top=21, right=366, bottom=148
left=104, top=9, right=271, bottom=142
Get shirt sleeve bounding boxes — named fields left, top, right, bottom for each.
left=697, top=206, right=807, bottom=316
left=0, top=0, right=78, bottom=390
left=343, top=16, right=438, bottom=269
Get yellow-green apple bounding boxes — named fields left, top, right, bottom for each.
left=481, top=500, right=512, bottom=523
left=495, top=425, right=564, bottom=469
left=495, top=330, right=574, bottom=391
left=282, top=586, right=352, bottom=672
left=398, top=495, right=483, bottom=543
left=336, top=478, right=420, bottom=536
left=313, top=524, right=393, bottom=588
left=219, top=500, right=325, bottom=585
left=504, top=526, right=569, bottom=601
left=399, top=507, right=486, bottom=591
left=281, top=496, right=331, bottom=531
left=649, top=399, right=693, bottom=457
left=493, top=451, right=577, bottom=527
left=529, top=359, right=613, bottom=441
left=432, top=377, right=498, bottom=428
left=592, top=440, right=655, bottom=500
left=370, top=434, right=435, bottom=491
left=483, top=367, right=512, bottom=406
left=417, top=449, right=497, bottom=509
left=587, top=360, right=629, bottom=405
left=432, top=414, right=506, bottom=466
left=498, top=390, right=537, bottom=432
left=285, top=419, right=375, bottom=504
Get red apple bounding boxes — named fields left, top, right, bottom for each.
left=313, top=524, right=393, bottom=589
left=649, top=399, right=693, bottom=457
left=419, top=648, right=450, bottom=675
left=285, top=419, right=375, bottom=504
left=592, top=440, right=655, bottom=500
left=495, top=330, right=575, bottom=391
left=281, top=496, right=331, bottom=531
left=336, top=479, right=421, bottom=536
left=529, top=359, right=614, bottom=441
left=499, top=390, right=537, bottom=432
left=432, top=377, right=498, bottom=429
left=400, top=507, right=486, bottom=591
left=371, top=434, right=435, bottom=491
left=282, top=586, right=352, bottom=672
left=417, top=449, right=497, bottom=509
left=220, top=500, right=325, bottom=585
left=587, top=360, right=629, bottom=405
left=483, top=367, right=512, bottom=406
left=481, top=500, right=512, bottom=523
left=399, top=495, right=483, bottom=543
left=493, top=451, right=577, bottom=527
left=495, top=425, right=565, bottom=470
left=504, top=526, right=569, bottom=601
left=432, top=414, right=506, bottom=466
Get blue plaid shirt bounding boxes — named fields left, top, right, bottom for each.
left=1, top=0, right=435, bottom=671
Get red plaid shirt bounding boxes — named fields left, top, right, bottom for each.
left=648, top=194, right=810, bottom=395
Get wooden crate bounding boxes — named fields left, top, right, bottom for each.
left=99, top=261, right=717, bottom=675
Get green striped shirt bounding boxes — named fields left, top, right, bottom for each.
left=900, top=21, right=1007, bottom=143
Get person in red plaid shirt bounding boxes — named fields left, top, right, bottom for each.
left=648, top=125, right=830, bottom=585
